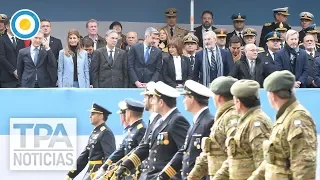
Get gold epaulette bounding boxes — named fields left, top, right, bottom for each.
left=128, top=153, right=141, bottom=168
left=163, top=164, right=177, bottom=178
left=137, top=124, right=143, bottom=130
left=299, top=42, right=304, bottom=46
left=106, top=159, right=112, bottom=166
left=100, top=126, right=106, bottom=131
left=162, top=47, right=168, bottom=53
left=264, top=23, right=271, bottom=26
left=258, top=47, right=265, bottom=53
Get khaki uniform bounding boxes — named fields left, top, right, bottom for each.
left=161, top=25, right=188, bottom=40
left=249, top=98, right=317, bottom=180
left=188, top=101, right=239, bottom=179
left=213, top=107, right=273, bottom=180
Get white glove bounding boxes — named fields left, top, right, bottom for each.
left=91, top=168, right=105, bottom=180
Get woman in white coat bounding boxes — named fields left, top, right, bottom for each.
left=58, top=29, right=90, bottom=88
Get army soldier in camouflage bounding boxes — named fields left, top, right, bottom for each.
left=248, top=70, right=317, bottom=180
left=160, top=8, right=188, bottom=40
left=0, top=14, right=7, bottom=36
left=213, top=80, right=273, bottom=180
left=188, top=76, right=240, bottom=180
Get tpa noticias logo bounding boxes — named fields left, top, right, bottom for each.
left=10, top=118, right=77, bottom=170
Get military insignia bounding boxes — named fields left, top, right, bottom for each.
left=254, top=121, right=261, bottom=127
left=247, top=29, right=252, bottom=34
left=264, top=23, right=271, bottom=26
left=220, top=29, right=224, bottom=35
left=187, top=35, right=193, bottom=41
left=159, top=42, right=165, bottom=49
left=266, top=53, right=269, bottom=56
left=238, top=13, right=241, bottom=19
left=304, top=14, right=308, bottom=18
left=230, top=119, right=238, bottom=125
left=163, top=132, right=169, bottom=145
left=273, top=32, right=277, bottom=38
left=169, top=9, right=174, bottom=15
left=294, top=120, right=301, bottom=126
left=137, top=123, right=143, bottom=130
left=100, top=126, right=106, bottom=131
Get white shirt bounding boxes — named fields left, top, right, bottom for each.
left=7, top=33, right=15, bottom=44
left=173, top=56, right=182, bottom=80
left=106, top=47, right=115, bottom=59
left=149, top=112, right=159, bottom=124
left=30, top=45, right=40, bottom=62
left=193, top=107, right=208, bottom=123
left=161, top=107, right=177, bottom=122
left=268, top=49, right=275, bottom=60
left=235, top=30, right=243, bottom=38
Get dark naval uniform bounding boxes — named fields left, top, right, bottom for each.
left=66, top=103, right=116, bottom=180
left=116, top=82, right=190, bottom=180
left=158, top=80, right=215, bottom=180
left=0, top=14, right=7, bottom=37
left=226, top=13, right=246, bottom=46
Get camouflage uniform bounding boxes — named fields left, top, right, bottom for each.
left=249, top=70, right=317, bottom=180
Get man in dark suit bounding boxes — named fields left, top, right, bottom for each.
left=0, top=17, right=25, bottom=87
left=259, top=7, right=291, bottom=47
left=226, top=13, right=246, bottom=46
left=275, top=29, right=309, bottom=88
left=128, top=27, right=162, bottom=88
left=91, top=30, right=128, bottom=88
left=17, top=30, right=57, bottom=88
left=229, top=43, right=266, bottom=87
left=193, top=31, right=233, bottom=87
left=158, top=80, right=214, bottom=180
left=194, top=10, right=216, bottom=48
left=116, top=81, right=190, bottom=180
left=66, top=103, right=116, bottom=180
left=258, top=31, right=281, bottom=78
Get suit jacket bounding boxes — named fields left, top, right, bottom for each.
left=306, top=52, right=320, bottom=87
left=158, top=108, right=215, bottom=180
left=313, top=56, right=320, bottom=87
left=258, top=51, right=277, bottom=78
left=122, top=108, right=190, bottom=180
left=49, top=36, right=63, bottom=60
left=0, top=34, right=25, bottom=82
left=128, top=43, right=162, bottom=86
left=192, top=48, right=234, bottom=85
left=91, top=47, right=128, bottom=88
left=274, top=48, right=309, bottom=87
left=194, top=25, right=217, bottom=48
left=67, top=123, right=116, bottom=179
left=58, top=49, right=90, bottom=88
left=83, top=35, right=106, bottom=50
left=226, top=30, right=245, bottom=46
left=229, top=55, right=265, bottom=87
left=17, top=46, right=57, bottom=88
left=162, top=55, right=192, bottom=87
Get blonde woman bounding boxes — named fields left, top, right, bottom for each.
left=58, top=29, right=89, bottom=88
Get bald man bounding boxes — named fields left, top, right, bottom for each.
left=229, top=43, right=266, bottom=87
left=126, top=31, right=138, bottom=52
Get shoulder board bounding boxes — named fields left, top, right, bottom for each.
left=289, top=24, right=291, bottom=28
left=100, top=126, right=106, bottom=131
left=258, top=47, right=265, bottom=53
left=137, top=123, right=143, bottom=130
left=264, top=23, right=272, bottom=26
left=299, top=42, right=304, bottom=46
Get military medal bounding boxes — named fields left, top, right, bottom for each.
left=163, top=133, right=169, bottom=145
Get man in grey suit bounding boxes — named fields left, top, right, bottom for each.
left=128, top=27, right=162, bottom=88
left=17, top=30, right=57, bottom=88
left=91, top=29, right=128, bottom=88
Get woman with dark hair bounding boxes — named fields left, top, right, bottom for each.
left=162, top=38, right=192, bottom=88
left=58, top=29, right=90, bottom=88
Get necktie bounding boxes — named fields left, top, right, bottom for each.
left=280, top=42, right=284, bottom=48
left=310, top=52, right=313, bottom=57
left=12, top=37, right=17, bottom=47
left=250, top=60, right=255, bottom=75
left=34, top=48, right=39, bottom=80
left=109, top=50, right=113, bottom=65
left=170, top=28, right=174, bottom=37
left=211, top=50, right=217, bottom=71
left=238, top=32, right=242, bottom=38
left=144, top=46, right=150, bottom=63
left=205, top=29, right=209, bottom=32
left=190, top=55, right=195, bottom=69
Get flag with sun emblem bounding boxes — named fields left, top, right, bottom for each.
left=10, top=9, right=40, bottom=40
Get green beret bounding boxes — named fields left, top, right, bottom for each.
left=263, top=70, right=295, bottom=92
left=231, top=80, right=260, bottom=98
left=210, top=76, right=238, bottom=95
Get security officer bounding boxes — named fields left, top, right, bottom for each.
left=299, top=12, right=316, bottom=43
left=157, top=80, right=215, bottom=180
left=116, top=81, right=190, bottom=179
left=259, top=7, right=291, bottom=47
left=249, top=70, right=317, bottom=179
left=139, top=81, right=162, bottom=180
left=161, top=8, right=189, bottom=40
left=214, top=28, right=228, bottom=49
left=93, top=99, right=147, bottom=180
left=183, top=33, right=199, bottom=71
left=242, top=28, right=265, bottom=53
left=213, top=80, right=273, bottom=180
left=258, top=31, right=281, bottom=78
left=188, top=76, right=240, bottom=179
left=274, top=22, right=290, bottom=48
left=226, top=13, right=246, bottom=46
left=65, top=103, right=116, bottom=180
left=0, top=14, right=7, bottom=36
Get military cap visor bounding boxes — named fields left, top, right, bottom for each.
left=181, top=80, right=213, bottom=98
left=183, top=33, right=199, bottom=44
left=273, top=7, right=290, bottom=16
left=231, top=14, right=246, bottom=21
left=125, top=99, right=145, bottom=112
left=152, top=81, right=180, bottom=98
left=88, top=103, right=112, bottom=115
left=165, top=8, right=177, bottom=17
left=265, top=31, right=281, bottom=41
left=300, top=12, right=313, bottom=21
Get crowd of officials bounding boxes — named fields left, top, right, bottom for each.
left=1, top=7, right=320, bottom=88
